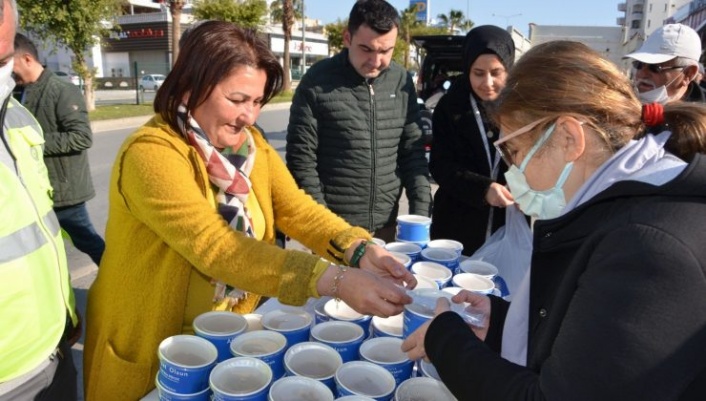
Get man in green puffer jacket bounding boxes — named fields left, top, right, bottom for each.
left=13, top=33, right=104, bottom=265
left=287, top=0, right=431, bottom=242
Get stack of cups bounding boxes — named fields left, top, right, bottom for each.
left=156, top=335, right=217, bottom=400
left=395, top=215, right=431, bottom=248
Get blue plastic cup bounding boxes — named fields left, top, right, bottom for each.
left=261, top=308, right=313, bottom=349
left=310, top=321, right=365, bottom=363
left=371, top=313, right=403, bottom=339
left=420, top=248, right=459, bottom=272
left=155, top=375, right=212, bottom=401
left=395, top=215, right=431, bottom=242
left=193, top=311, right=248, bottom=362
left=267, top=376, right=334, bottom=401
left=384, top=242, right=422, bottom=263
left=334, top=361, right=396, bottom=401
left=402, top=302, right=435, bottom=339
left=209, top=357, right=272, bottom=401
left=323, top=299, right=372, bottom=335
left=411, top=261, right=453, bottom=289
left=157, top=335, right=218, bottom=394
left=284, top=342, right=342, bottom=393
left=313, top=297, right=332, bottom=325
left=425, top=239, right=464, bottom=257
left=230, top=330, right=288, bottom=380
left=358, top=337, right=414, bottom=386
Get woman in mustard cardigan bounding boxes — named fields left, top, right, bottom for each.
left=84, top=22, right=415, bottom=401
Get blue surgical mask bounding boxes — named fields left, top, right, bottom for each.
left=504, top=123, right=574, bottom=220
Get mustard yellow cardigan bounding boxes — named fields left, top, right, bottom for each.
left=83, top=116, right=370, bottom=401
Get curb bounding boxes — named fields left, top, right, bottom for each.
left=90, top=102, right=292, bottom=134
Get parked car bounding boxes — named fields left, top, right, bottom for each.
left=54, top=70, right=80, bottom=86
left=412, top=35, right=465, bottom=152
left=139, top=74, right=166, bottom=92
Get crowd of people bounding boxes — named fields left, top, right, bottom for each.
left=1, top=0, right=705, bottom=399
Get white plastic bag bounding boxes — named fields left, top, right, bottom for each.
left=469, top=206, right=532, bottom=300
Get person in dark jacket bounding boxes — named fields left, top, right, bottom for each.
left=429, top=25, right=515, bottom=256
left=13, top=33, right=104, bottom=265
left=402, top=41, right=706, bottom=400
left=287, top=0, right=431, bottom=242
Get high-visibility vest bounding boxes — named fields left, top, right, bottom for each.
left=0, top=97, right=77, bottom=382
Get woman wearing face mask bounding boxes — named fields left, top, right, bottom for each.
left=428, top=25, right=515, bottom=256
left=402, top=41, right=706, bottom=400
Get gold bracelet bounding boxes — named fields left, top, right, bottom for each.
left=331, top=264, right=348, bottom=301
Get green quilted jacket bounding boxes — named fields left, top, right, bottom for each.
left=287, top=49, right=431, bottom=232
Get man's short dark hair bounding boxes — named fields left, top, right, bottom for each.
left=348, top=0, right=400, bottom=35
left=14, top=32, right=39, bottom=61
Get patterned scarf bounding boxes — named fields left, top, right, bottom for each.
left=177, top=105, right=256, bottom=308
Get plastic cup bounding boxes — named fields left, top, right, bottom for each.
left=193, top=311, right=248, bottom=362
left=458, top=259, right=499, bottom=280
left=358, top=337, right=414, bottom=386
left=230, top=330, right=288, bottom=380
left=425, top=239, right=464, bottom=257
left=310, top=321, right=366, bottom=363
left=283, top=342, right=343, bottom=392
left=411, top=261, right=453, bottom=288
left=324, top=299, right=372, bottom=334
left=371, top=313, right=403, bottom=339
left=267, top=376, right=334, bottom=401
left=451, top=273, right=495, bottom=294
left=395, top=215, right=431, bottom=242
left=394, top=377, right=455, bottom=401
left=157, top=335, right=218, bottom=394
left=209, top=357, right=272, bottom=401
left=261, top=308, right=313, bottom=348
left=334, top=361, right=396, bottom=401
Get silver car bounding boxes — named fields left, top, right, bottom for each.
left=139, top=74, right=166, bottom=92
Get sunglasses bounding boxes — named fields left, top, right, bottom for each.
left=632, top=61, right=685, bottom=74
left=493, top=117, right=553, bottom=166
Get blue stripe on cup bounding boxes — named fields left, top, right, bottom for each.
left=155, top=375, right=212, bottom=400
left=395, top=215, right=431, bottom=243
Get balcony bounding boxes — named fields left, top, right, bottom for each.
left=618, top=2, right=627, bottom=12
left=617, top=16, right=626, bottom=26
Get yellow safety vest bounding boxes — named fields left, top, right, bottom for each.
left=0, top=97, right=77, bottom=382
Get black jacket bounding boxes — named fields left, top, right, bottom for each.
left=426, top=154, right=706, bottom=400
left=21, top=69, right=94, bottom=207
left=286, top=50, right=431, bottom=232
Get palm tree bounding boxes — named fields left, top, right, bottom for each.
left=167, top=0, right=187, bottom=66
left=399, top=6, right=421, bottom=69
left=270, top=0, right=303, bottom=91
left=437, top=9, right=471, bottom=35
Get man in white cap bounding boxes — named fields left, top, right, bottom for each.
left=625, top=23, right=704, bottom=104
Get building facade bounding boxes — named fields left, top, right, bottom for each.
left=528, top=25, right=625, bottom=67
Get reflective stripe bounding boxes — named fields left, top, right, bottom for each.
left=0, top=212, right=58, bottom=263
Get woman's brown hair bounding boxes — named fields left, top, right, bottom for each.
left=154, top=21, right=284, bottom=134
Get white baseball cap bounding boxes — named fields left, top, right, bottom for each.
left=625, top=24, right=702, bottom=64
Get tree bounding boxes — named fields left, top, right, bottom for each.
left=398, top=6, right=421, bottom=69
left=277, top=0, right=296, bottom=91
left=17, top=0, right=124, bottom=111
left=165, top=0, right=187, bottom=67
left=192, top=0, right=268, bottom=29
left=324, top=19, right=347, bottom=55
left=269, top=0, right=302, bottom=24
left=437, top=9, right=473, bottom=34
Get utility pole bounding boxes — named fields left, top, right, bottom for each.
left=301, top=0, right=306, bottom=75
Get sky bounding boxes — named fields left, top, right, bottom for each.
left=302, top=0, right=623, bottom=36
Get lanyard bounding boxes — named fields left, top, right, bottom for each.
left=470, top=95, right=500, bottom=181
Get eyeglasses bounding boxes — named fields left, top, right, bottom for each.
left=493, top=117, right=553, bottom=166
left=632, top=61, right=686, bottom=74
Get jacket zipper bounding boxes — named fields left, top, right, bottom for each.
left=368, top=82, right=377, bottom=231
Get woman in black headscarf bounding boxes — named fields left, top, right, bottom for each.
left=429, top=25, right=516, bottom=256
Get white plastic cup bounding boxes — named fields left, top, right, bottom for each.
left=267, top=376, right=334, bottom=401
left=371, top=313, right=403, bottom=338
left=412, top=274, right=438, bottom=290
left=451, top=273, right=495, bottom=294
left=209, top=357, right=272, bottom=401
left=193, top=311, right=248, bottom=362
left=394, top=377, right=455, bottom=401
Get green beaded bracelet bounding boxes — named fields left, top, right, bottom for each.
left=348, top=240, right=368, bottom=268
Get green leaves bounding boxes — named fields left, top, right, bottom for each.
left=192, top=0, right=268, bottom=30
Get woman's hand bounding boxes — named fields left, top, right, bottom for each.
left=485, top=182, right=514, bottom=207
left=451, top=290, right=491, bottom=341
left=316, top=264, right=413, bottom=318
left=401, top=297, right=451, bottom=361
left=346, top=240, right=417, bottom=289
